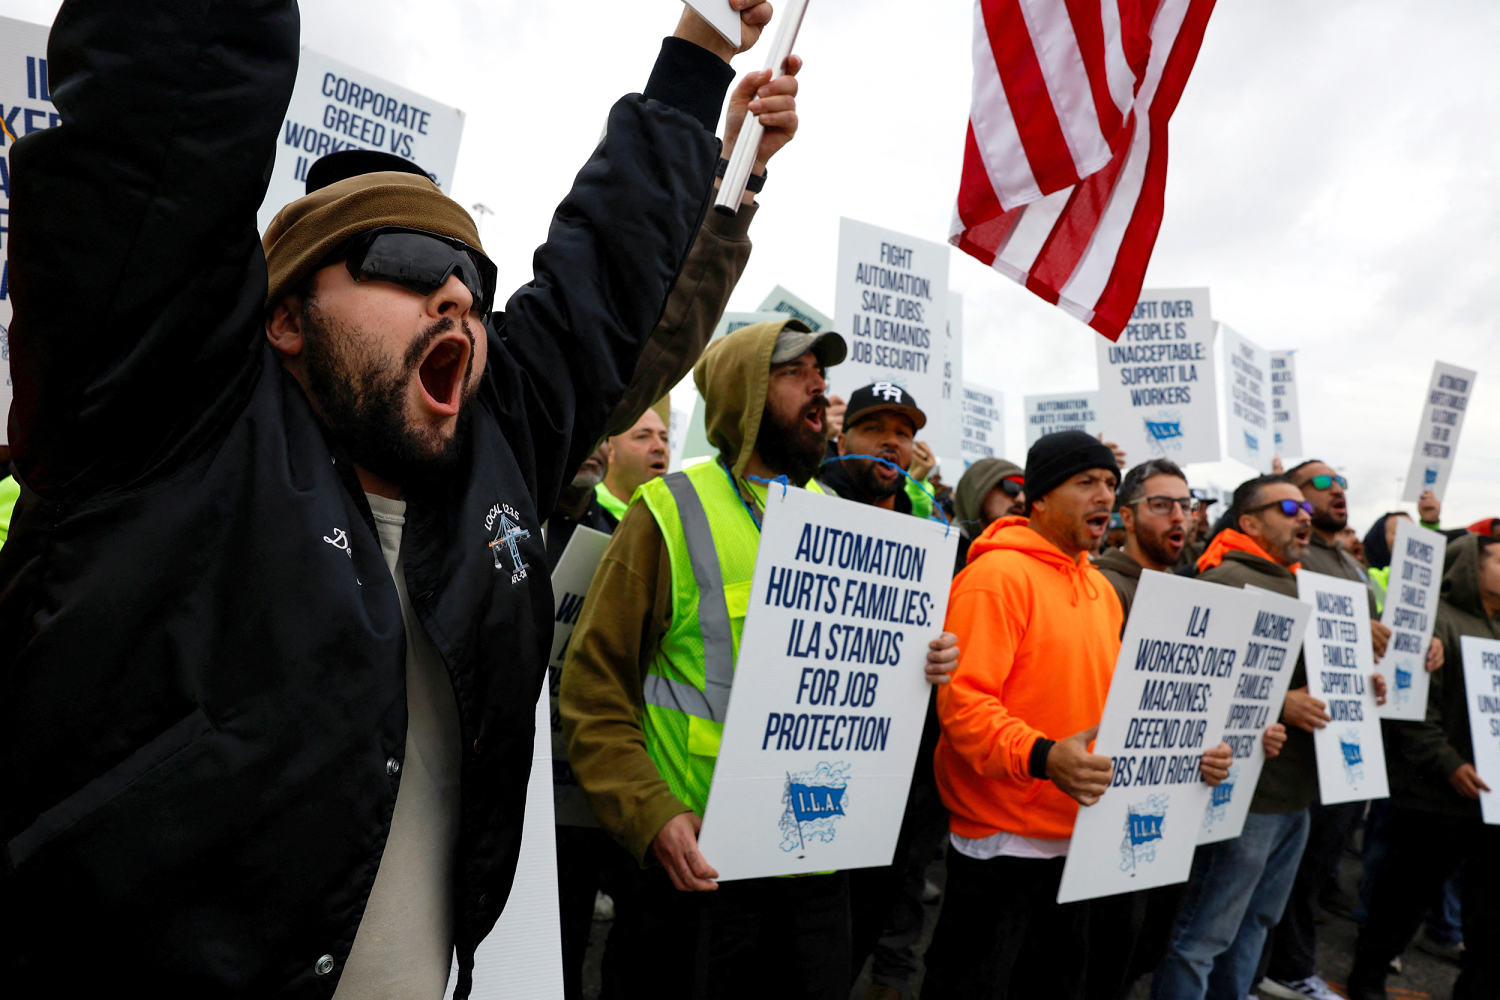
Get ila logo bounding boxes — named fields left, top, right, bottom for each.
left=485, top=501, right=532, bottom=585
left=779, top=761, right=850, bottom=857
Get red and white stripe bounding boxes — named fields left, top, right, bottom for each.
left=952, top=0, right=1216, bottom=341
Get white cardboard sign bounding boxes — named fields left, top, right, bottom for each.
left=1269, top=351, right=1303, bottom=459
left=1199, top=588, right=1310, bottom=844
left=1024, top=391, right=1102, bottom=447
left=683, top=0, right=744, bottom=47
left=936, top=293, right=964, bottom=475
left=1378, top=520, right=1445, bottom=722
left=0, top=17, right=60, bottom=447
left=1220, top=325, right=1273, bottom=472
left=1401, top=360, right=1478, bottom=502
left=258, top=48, right=465, bottom=232
left=1460, top=636, right=1500, bottom=826
left=547, top=526, right=612, bottom=828
left=1299, top=570, right=1390, bottom=804
left=959, top=382, right=1004, bottom=470
left=1058, top=572, right=1252, bottom=903
left=758, top=284, right=834, bottom=333
left=833, top=218, right=949, bottom=441
left=1096, top=288, right=1219, bottom=465
left=697, top=487, right=957, bottom=880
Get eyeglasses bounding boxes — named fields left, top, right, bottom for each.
left=1299, top=473, right=1348, bottom=491
left=1126, top=495, right=1194, bottom=515
left=1248, top=498, right=1314, bottom=518
left=999, top=476, right=1025, bottom=497
left=340, top=227, right=497, bottom=315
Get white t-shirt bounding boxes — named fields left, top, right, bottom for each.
left=334, top=494, right=462, bottom=999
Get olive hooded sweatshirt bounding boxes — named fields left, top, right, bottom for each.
left=559, top=318, right=811, bottom=862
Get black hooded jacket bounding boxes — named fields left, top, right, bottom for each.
left=0, top=1, right=728, bottom=995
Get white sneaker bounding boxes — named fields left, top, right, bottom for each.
left=1258, top=976, right=1342, bottom=1000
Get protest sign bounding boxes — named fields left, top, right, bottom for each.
left=1401, top=360, right=1478, bottom=502
left=1096, top=288, right=1219, bottom=465
left=457, top=683, right=564, bottom=999
left=697, top=487, right=957, bottom=880
left=832, top=218, right=949, bottom=437
left=675, top=311, right=786, bottom=468
left=1460, top=636, right=1500, bottom=826
left=1269, top=351, right=1303, bottom=459
left=1199, top=587, right=1309, bottom=844
left=1058, top=572, right=1252, bottom=903
left=1024, top=391, right=1102, bottom=447
left=0, top=17, right=58, bottom=447
left=935, top=293, right=964, bottom=473
left=958, top=383, right=1003, bottom=469
left=1219, top=325, right=1272, bottom=472
left=258, top=49, right=465, bottom=232
left=758, top=284, right=834, bottom=333
left=547, top=526, right=612, bottom=828
left=1299, top=570, right=1389, bottom=803
left=1378, top=520, right=1445, bottom=722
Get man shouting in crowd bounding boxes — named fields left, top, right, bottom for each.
left=0, top=0, right=789, bottom=995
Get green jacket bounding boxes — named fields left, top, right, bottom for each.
left=1386, top=535, right=1499, bottom=819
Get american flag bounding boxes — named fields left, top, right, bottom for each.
left=951, top=0, right=1217, bottom=341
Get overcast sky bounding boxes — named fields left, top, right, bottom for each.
left=10, top=0, right=1498, bottom=534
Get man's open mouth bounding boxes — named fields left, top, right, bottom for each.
left=1085, top=512, right=1110, bottom=535
left=417, top=333, right=470, bottom=416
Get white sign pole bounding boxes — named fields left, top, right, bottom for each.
left=959, top=382, right=1004, bottom=469
left=1460, top=636, right=1500, bottom=826
left=1269, top=351, right=1303, bottom=460
left=1219, top=324, right=1273, bottom=472
left=0, top=17, right=59, bottom=447
left=832, top=217, right=950, bottom=425
left=697, top=488, right=957, bottom=879
left=1095, top=288, right=1219, bottom=465
left=1023, top=391, right=1102, bottom=447
left=1298, top=570, right=1390, bottom=804
left=1058, top=572, right=1253, bottom=903
left=1199, top=588, right=1310, bottom=844
left=1400, top=360, right=1478, bottom=502
left=1378, top=520, right=1445, bottom=721
left=713, top=0, right=809, bottom=214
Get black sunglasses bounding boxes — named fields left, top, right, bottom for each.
left=999, top=476, right=1025, bottom=497
left=1249, top=498, right=1314, bottom=518
left=340, top=227, right=497, bottom=316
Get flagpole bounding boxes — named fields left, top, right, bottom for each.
left=714, top=0, right=810, bottom=215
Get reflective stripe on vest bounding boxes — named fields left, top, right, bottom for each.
left=656, top=471, right=734, bottom=722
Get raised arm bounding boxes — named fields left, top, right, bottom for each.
left=8, top=0, right=300, bottom=498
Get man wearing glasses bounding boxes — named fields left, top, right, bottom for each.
left=1096, top=458, right=1192, bottom=621
left=1154, top=475, right=1386, bottom=1000
left=0, top=0, right=782, bottom=994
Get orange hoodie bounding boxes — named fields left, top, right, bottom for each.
left=934, top=516, right=1123, bottom=841
left=1195, top=528, right=1299, bottom=575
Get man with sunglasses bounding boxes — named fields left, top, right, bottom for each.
left=1257, top=462, right=1441, bottom=1000
left=0, top=0, right=786, bottom=995
left=951, top=457, right=1026, bottom=569
left=1154, top=475, right=1386, bottom=1000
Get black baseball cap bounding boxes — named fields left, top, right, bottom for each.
left=842, top=382, right=927, bottom=433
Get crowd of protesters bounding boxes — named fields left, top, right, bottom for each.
left=1, top=3, right=1495, bottom=1000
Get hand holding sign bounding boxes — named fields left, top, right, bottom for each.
left=652, top=812, right=719, bottom=892
left=679, top=1, right=776, bottom=58
left=924, top=632, right=960, bottom=686
left=1262, top=723, right=1288, bottom=759
left=1197, top=742, right=1233, bottom=785
left=1450, top=763, right=1491, bottom=800
left=1047, top=726, right=1113, bottom=806
left=1283, top=686, right=1331, bottom=732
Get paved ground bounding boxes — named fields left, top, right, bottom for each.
left=582, top=846, right=1463, bottom=999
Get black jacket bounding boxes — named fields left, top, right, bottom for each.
left=0, top=1, right=728, bottom=995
